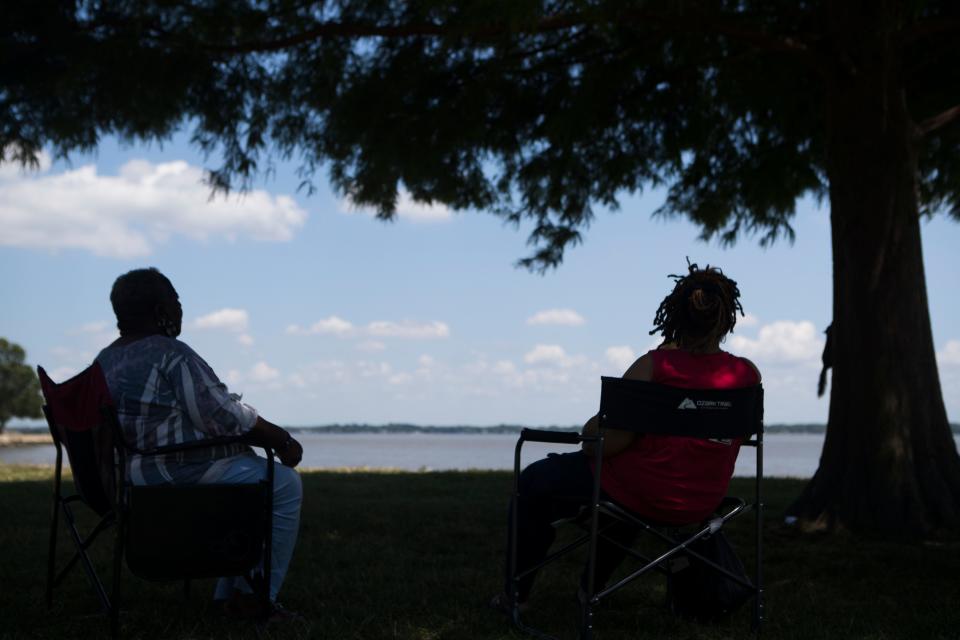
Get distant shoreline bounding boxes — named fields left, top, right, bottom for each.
left=0, top=432, right=53, bottom=447
left=4, top=422, right=958, bottom=448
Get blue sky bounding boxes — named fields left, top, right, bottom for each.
left=2, top=135, right=958, bottom=426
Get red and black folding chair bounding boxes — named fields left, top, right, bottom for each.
left=40, top=362, right=275, bottom=638
left=507, top=376, right=764, bottom=639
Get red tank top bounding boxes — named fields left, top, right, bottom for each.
left=599, top=349, right=760, bottom=524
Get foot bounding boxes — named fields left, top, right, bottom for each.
left=265, top=602, right=306, bottom=626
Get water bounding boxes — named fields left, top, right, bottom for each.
left=0, top=432, right=837, bottom=477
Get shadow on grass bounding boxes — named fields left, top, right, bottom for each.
left=1, top=467, right=959, bottom=639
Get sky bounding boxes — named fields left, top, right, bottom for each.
left=2, top=135, right=958, bottom=427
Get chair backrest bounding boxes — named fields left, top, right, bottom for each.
left=598, top=376, right=763, bottom=439
left=38, top=363, right=117, bottom=516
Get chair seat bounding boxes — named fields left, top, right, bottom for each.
left=600, top=495, right=747, bottom=529
left=124, top=483, right=269, bottom=581
left=553, top=495, right=746, bottom=531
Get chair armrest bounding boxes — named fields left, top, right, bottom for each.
left=127, top=435, right=269, bottom=457
left=520, top=428, right=583, bottom=445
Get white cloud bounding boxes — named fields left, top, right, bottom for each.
left=286, top=316, right=355, bottom=336
left=249, top=361, right=280, bottom=383
left=192, top=308, right=249, bottom=332
left=738, top=313, right=760, bottom=328
left=289, top=360, right=348, bottom=387
left=605, top=346, right=636, bottom=372
left=238, top=334, right=255, bottom=347
left=49, top=366, right=80, bottom=382
left=287, top=373, right=308, bottom=389
left=938, top=340, right=960, bottom=366
left=0, top=159, right=307, bottom=257
left=342, top=188, right=452, bottom=223
left=388, top=372, right=413, bottom=385
left=727, top=320, right=823, bottom=363
left=69, top=321, right=110, bottom=335
left=287, top=317, right=449, bottom=340
left=526, top=308, right=586, bottom=327
left=467, top=353, right=601, bottom=395
left=359, top=361, right=393, bottom=378
left=394, top=191, right=452, bottom=222
left=524, top=344, right=569, bottom=365
left=493, top=360, right=517, bottom=376
left=0, top=148, right=52, bottom=180
left=366, top=320, right=450, bottom=339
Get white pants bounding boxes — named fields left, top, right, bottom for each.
left=210, top=453, right=302, bottom=602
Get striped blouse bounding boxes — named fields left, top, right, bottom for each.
left=96, top=336, right=258, bottom=484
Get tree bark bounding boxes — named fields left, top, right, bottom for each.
left=787, top=3, right=960, bottom=538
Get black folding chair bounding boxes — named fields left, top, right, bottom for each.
left=39, top=362, right=276, bottom=638
left=507, top=376, right=764, bottom=639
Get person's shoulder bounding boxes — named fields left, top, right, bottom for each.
left=737, top=356, right=762, bottom=383
left=132, top=336, right=204, bottom=364
left=623, top=351, right=656, bottom=382
left=716, top=349, right=762, bottom=383
left=169, top=338, right=213, bottom=367
left=95, top=343, right=117, bottom=360
left=94, top=345, right=120, bottom=373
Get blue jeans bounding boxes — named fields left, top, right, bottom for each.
left=210, top=453, right=302, bottom=602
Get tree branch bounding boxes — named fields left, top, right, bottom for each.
left=919, top=104, right=960, bottom=136
left=204, top=14, right=583, bottom=53
left=204, top=11, right=814, bottom=58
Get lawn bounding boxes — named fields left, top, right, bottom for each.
left=1, top=465, right=958, bottom=639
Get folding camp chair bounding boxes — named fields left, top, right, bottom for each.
left=39, top=362, right=276, bottom=638
left=507, top=376, right=764, bottom=639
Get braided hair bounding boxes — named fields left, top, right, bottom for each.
left=650, top=261, right=744, bottom=352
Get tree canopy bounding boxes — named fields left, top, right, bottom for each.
left=0, top=338, right=42, bottom=432
left=4, top=1, right=958, bottom=269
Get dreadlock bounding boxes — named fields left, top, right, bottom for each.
left=649, top=260, right=744, bottom=352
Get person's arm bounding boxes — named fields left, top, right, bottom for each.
left=581, top=414, right=635, bottom=457
left=245, top=416, right=303, bottom=468
left=167, top=346, right=303, bottom=467
left=581, top=352, right=654, bottom=458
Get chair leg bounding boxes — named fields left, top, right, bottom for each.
left=47, top=450, right=63, bottom=608
left=111, top=519, right=124, bottom=639
left=579, top=601, right=594, bottom=640
left=61, top=503, right=112, bottom=613
left=46, top=502, right=60, bottom=607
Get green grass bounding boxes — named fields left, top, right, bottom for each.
left=2, top=465, right=959, bottom=639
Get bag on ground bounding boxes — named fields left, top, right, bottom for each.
left=667, top=530, right=753, bottom=621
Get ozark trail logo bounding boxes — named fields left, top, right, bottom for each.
left=677, top=398, right=733, bottom=410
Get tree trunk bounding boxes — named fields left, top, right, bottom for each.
left=787, top=3, right=960, bottom=538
